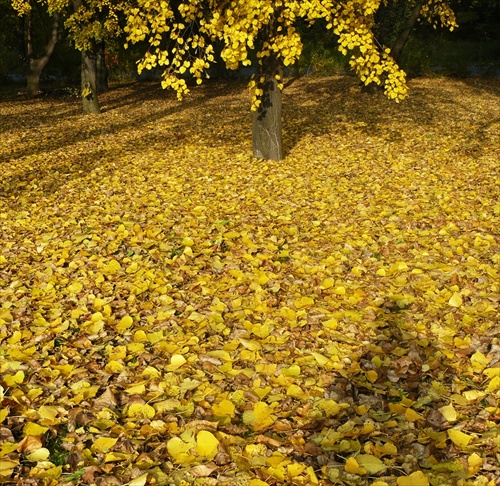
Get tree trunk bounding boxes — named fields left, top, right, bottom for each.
left=252, top=56, right=283, bottom=161
left=391, top=1, right=423, bottom=63
left=26, top=12, right=59, bottom=97
left=96, top=39, right=108, bottom=93
left=81, top=45, right=100, bottom=114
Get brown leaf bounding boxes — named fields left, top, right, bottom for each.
left=189, top=463, right=219, bottom=477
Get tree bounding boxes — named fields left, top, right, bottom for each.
left=374, top=0, right=457, bottom=64
left=12, top=0, right=124, bottom=112
left=126, top=1, right=457, bottom=161
left=65, top=0, right=123, bottom=113
left=11, top=0, right=59, bottom=97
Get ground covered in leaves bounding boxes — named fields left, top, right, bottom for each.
left=0, top=76, right=499, bottom=486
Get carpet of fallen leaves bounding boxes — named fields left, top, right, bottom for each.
left=0, top=76, right=499, bottom=486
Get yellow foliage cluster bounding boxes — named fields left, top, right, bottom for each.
left=0, top=76, right=499, bottom=485
left=124, top=0, right=458, bottom=107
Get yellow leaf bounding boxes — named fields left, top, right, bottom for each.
left=310, top=351, right=329, bottom=366
left=488, top=375, right=499, bottom=391
left=212, top=399, right=235, bottom=417
left=344, top=456, right=367, bottom=475
left=448, top=429, right=473, bottom=448
left=0, top=459, right=18, bottom=473
left=104, top=452, right=132, bottom=462
left=91, top=437, right=118, bottom=453
left=126, top=262, right=139, bottom=274
left=322, top=318, right=338, bottom=330
left=24, top=423, right=49, bottom=436
left=317, top=399, right=341, bottom=416
left=195, top=430, right=219, bottom=459
left=4, top=370, right=24, bottom=387
left=333, top=286, right=346, bottom=295
left=306, top=465, right=319, bottom=484
left=448, top=292, right=462, bottom=307
left=397, top=471, right=429, bottom=486
left=438, top=403, right=457, bottom=423
left=366, top=370, right=378, bottom=383
left=462, top=390, right=486, bottom=401
left=293, top=296, right=314, bottom=308
left=405, top=408, right=423, bottom=422
left=320, top=278, right=334, bottom=289
left=0, top=442, right=18, bottom=457
left=26, top=448, right=50, bottom=462
left=127, top=403, right=156, bottom=420
left=287, top=384, right=306, bottom=399
left=243, top=402, right=275, bottom=431
left=167, top=436, right=193, bottom=461
left=467, top=453, right=483, bottom=475
left=287, top=463, right=306, bottom=477
left=129, top=473, right=148, bottom=486
left=166, top=354, right=187, bottom=371
left=356, top=454, right=387, bottom=474
left=282, top=365, right=301, bottom=376
left=105, top=360, right=125, bottom=373
left=238, top=338, right=262, bottom=351
left=470, top=351, right=490, bottom=372
left=104, top=259, right=121, bottom=275
left=116, top=315, right=134, bottom=332
left=483, top=367, right=500, bottom=379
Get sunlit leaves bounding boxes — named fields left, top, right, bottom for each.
left=1, top=76, right=499, bottom=484
left=124, top=0, right=459, bottom=105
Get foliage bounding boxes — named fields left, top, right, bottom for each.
left=1, top=76, right=499, bottom=485
left=124, top=0, right=417, bottom=104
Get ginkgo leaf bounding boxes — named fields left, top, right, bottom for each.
left=438, top=403, right=457, bottom=423
left=212, top=399, right=235, bottom=417
left=356, top=454, right=387, bottom=474
left=448, top=429, right=474, bottom=448
left=195, top=430, right=219, bottom=459
left=1, top=60, right=498, bottom=486
left=345, top=456, right=367, bottom=475
left=397, top=471, right=429, bottom=486
left=167, top=436, right=194, bottom=464
left=91, top=437, right=118, bottom=453
left=25, top=448, right=50, bottom=462
left=116, top=315, right=134, bottom=332
left=127, top=403, right=156, bottom=420
left=24, top=423, right=49, bottom=436
left=243, top=402, right=276, bottom=431
left=166, top=354, right=187, bottom=371
left=448, top=293, right=462, bottom=307
left=4, top=371, right=24, bottom=387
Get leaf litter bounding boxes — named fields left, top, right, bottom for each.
left=0, top=76, right=499, bottom=485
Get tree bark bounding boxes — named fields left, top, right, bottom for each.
left=81, top=45, right=100, bottom=114
left=26, top=11, right=59, bottom=97
left=96, top=39, right=108, bottom=93
left=252, top=55, right=283, bottom=161
left=391, top=1, right=423, bottom=63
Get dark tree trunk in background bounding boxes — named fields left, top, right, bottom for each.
left=96, top=39, right=108, bottom=93
left=252, top=55, right=283, bottom=161
left=391, top=1, right=423, bottom=63
left=26, top=12, right=59, bottom=97
left=81, top=45, right=100, bottom=114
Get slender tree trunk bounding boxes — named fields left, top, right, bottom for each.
left=72, top=0, right=100, bottom=114
left=391, top=1, right=423, bottom=63
left=25, top=12, right=59, bottom=97
left=81, top=45, right=100, bottom=114
left=96, top=39, right=108, bottom=93
left=252, top=55, right=283, bottom=161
